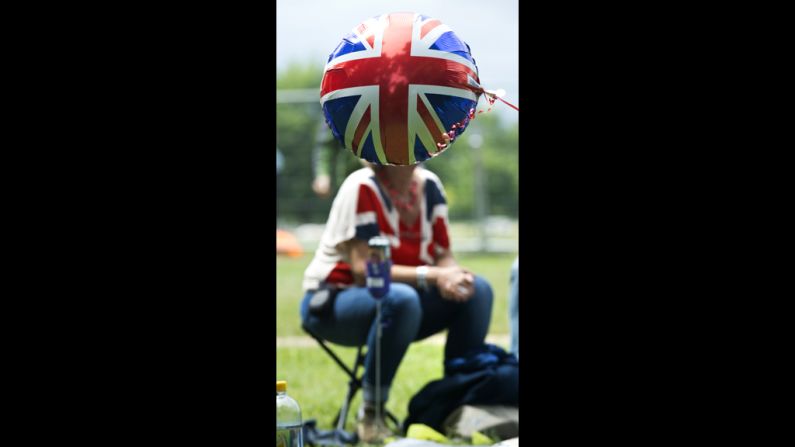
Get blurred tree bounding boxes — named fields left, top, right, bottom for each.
left=276, top=62, right=332, bottom=223
left=425, top=113, right=519, bottom=220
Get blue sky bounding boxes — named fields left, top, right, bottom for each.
left=276, top=0, right=519, bottom=122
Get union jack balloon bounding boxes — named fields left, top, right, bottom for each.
left=320, top=12, right=483, bottom=166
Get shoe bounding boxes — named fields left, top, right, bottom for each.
left=356, top=404, right=392, bottom=443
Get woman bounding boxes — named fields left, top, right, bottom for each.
left=300, top=162, right=493, bottom=443
left=310, top=117, right=367, bottom=198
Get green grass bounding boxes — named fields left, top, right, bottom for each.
left=276, top=342, right=444, bottom=433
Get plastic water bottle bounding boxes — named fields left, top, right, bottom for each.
left=276, top=380, right=303, bottom=447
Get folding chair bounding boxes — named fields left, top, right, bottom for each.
left=302, top=323, right=401, bottom=435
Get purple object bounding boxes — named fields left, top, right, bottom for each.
left=366, top=236, right=392, bottom=299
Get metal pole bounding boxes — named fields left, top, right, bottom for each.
left=375, top=300, right=382, bottom=430
left=366, top=236, right=390, bottom=436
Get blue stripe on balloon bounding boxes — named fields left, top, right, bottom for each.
left=424, top=94, right=477, bottom=134
left=322, top=95, right=360, bottom=144
left=359, top=132, right=380, bottom=164
left=414, top=136, right=431, bottom=163
left=429, top=31, right=475, bottom=64
left=328, top=33, right=367, bottom=62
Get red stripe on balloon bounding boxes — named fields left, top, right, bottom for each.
left=420, top=19, right=442, bottom=39
left=351, top=105, right=371, bottom=155
left=416, top=96, right=444, bottom=152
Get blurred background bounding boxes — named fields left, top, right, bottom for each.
left=276, top=0, right=519, bottom=435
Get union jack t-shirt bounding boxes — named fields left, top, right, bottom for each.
left=302, top=166, right=450, bottom=292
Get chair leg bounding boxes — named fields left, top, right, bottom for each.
left=385, top=410, right=401, bottom=434
left=302, top=326, right=369, bottom=433
left=335, top=345, right=365, bottom=431
left=335, top=378, right=357, bottom=431
left=305, top=328, right=359, bottom=379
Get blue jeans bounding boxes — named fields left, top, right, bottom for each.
left=301, top=276, right=493, bottom=404
left=509, top=257, right=519, bottom=357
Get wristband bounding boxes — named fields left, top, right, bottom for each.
left=416, top=265, right=429, bottom=290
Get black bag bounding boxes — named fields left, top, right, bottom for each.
left=308, top=287, right=339, bottom=316
left=403, top=344, right=519, bottom=434
left=302, top=419, right=357, bottom=446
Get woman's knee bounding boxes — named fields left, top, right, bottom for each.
left=384, top=283, right=422, bottom=316
left=472, top=275, right=494, bottom=306
left=464, top=276, right=493, bottom=334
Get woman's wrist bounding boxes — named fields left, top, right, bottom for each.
left=416, top=265, right=429, bottom=290
left=426, top=266, right=440, bottom=286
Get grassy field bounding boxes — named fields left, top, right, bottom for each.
left=275, top=251, right=516, bottom=441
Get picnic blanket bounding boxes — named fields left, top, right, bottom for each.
left=404, top=344, right=519, bottom=433
left=384, top=437, right=519, bottom=447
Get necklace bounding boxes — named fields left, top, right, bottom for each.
left=377, top=172, right=418, bottom=212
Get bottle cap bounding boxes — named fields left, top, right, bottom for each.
left=276, top=380, right=287, bottom=393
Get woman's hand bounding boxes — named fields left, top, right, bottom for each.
left=312, top=174, right=331, bottom=197
left=346, top=239, right=476, bottom=300
left=433, top=266, right=475, bottom=302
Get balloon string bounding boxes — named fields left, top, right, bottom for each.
left=476, top=87, right=519, bottom=113
left=496, top=96, right=519, bottom=111
left=434, top=89, right=517, bottom=152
